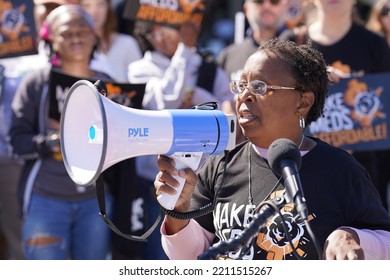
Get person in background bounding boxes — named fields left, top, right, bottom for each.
left=279, top=0, right=390, bottom=84
left=9, top=4, right=113, bottom=260
left=154, top=38, right=390, bottom=260
left=366, top=0, right=390, bottom=46
left=34, top=0, right=80, bottom=56
left=279, top=0, right=390, bottom=210
left=78, top=0, right=142, bottom=82
left=128, top=19, right=235, bottom=260
left=366, top=0, right=390, bottom=211
left=217, top=0, right=289, bottom=82
left=0, top=0, right=76, bottom=260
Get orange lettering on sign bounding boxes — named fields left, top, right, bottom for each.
left=135, top=5, right=203, bottom=25
left=0, top=36, right=34, bottom=56
left=313, top=123, right=388, bottom=148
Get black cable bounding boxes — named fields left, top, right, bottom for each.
left=304, top=218, right=323, bottom=260
left=163, top=203, right=213, bottom=219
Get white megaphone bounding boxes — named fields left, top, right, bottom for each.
left=60, top=80, right=237, bottom=210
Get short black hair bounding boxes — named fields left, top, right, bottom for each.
left=133, top=20, right=155, bottom=54
left=259, top=38, right=329, bottom=125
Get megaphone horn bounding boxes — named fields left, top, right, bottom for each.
left=60, top=80, right=236, bottom=210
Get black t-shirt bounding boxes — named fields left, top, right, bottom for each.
left=191, top=138, right=390, bottom=260
left=280, top=24, right=390, bottom=74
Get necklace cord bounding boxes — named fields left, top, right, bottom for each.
left=245, top=135, right=323, bottom=260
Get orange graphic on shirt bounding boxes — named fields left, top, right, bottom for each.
left=255, top=190, right=315, bottom=260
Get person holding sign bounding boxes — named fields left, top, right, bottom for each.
left=129, top=20, right=233, bottom=111
left=366, top=0, right=390, bottom=210
left=154, top=39, right=390, bottom=260
left=128, top=19, right=235, bottom=259
left=217, top=0, right=290, bottom=82
left=9, top=4, right=113, bottom=260
left=0, top=0, right=83, bottom=260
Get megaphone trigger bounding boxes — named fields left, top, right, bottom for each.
left=157, top=152, right=203, bottom=210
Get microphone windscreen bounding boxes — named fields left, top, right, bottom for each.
left=268, top=138, right=302, bottom=176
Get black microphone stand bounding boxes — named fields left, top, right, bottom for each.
left=197, top=195, right=287, bottom=260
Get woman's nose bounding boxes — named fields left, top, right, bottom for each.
left=238, top=88, right=255, bottom=103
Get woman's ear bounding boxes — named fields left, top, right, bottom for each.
left=297, top=91, right=315, bottom=115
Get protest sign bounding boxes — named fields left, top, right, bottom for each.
left=0, top=0, right=37, bottom=58
left=307, top=72, right=390, bottom=152
left=123, top=0, right=209, bottom=28
left=48, top=69, right=146, bottom=122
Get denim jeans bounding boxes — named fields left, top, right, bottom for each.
left=22, top=193, right=113, bottom=260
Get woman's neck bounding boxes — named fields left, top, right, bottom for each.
left=61, top=62, right=91, bottom=78
left=308, top=12, right=352, bottom=46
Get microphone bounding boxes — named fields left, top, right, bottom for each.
left=268, top=138, right=308, bottom=220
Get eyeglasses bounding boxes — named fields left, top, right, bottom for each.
left=251, top=0, right=282, bottom=6
left=229, top=80, right=296, bottom=96
left=381, top=7, right=390, bottom=17
left=58, top=28, right=91, bottom=41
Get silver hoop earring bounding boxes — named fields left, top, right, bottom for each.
left=299, top=115, right=305, bottom=129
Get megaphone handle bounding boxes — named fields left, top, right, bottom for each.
left=157, top=172, right=186, bottom=211
left=157, top=153, right=203, bottom=210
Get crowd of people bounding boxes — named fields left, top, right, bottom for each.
left=1, top=0, right=390, bottom=261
